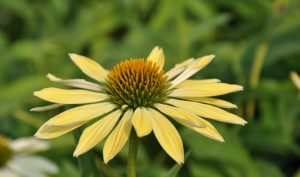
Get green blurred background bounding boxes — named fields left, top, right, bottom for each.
left=0, top=0, right=300, bottom=176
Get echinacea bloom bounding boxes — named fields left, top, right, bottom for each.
left=33, top=47, right=246, bottom=164
left=0, top=135, right=58, bottom=177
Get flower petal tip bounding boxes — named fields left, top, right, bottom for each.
left=241, top=120, right=248, bottom=126
left=34, top=132, right=41, bottom=138
left=73, top=152, right=80, bottom=158
left=177, top=161, right=184, bottom=164
left=33, top=90, right=45, bottom=99
left=68, top=53, right=79, bottom=61
left=30, top=108, right=36, bottom=112
left=196, top=54, right=215, bottom=68
left=238, top=86, right=244, bottom=91
left=46, top=73, right=57, bottom=80
left=208, top=54, right=216, bottom=59
left=68, top=53, right=76, bottom=57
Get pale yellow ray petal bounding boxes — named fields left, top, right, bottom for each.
left=69, top=53, right=108, bottom=82
left=165, top=59, right=194, bottom=80
left=167, top=99, right=247, bottom=125
left=41, top=102, right=115, bottom=127
left=155, top=104, right=206, bottom=128
left=103, top=109, right=133, bottom=163
left=30, top=104, right=64, bottom=112
left=34, top=87, right=108, bottom=104
left=47, top=73, right=102, bottom=91
left=181, top=97, right=237, bottom=109
left=290, top=71, right=300, bottom=90
left=74, top=110, right=122, bottom=157
left=156, top=104, right=223, bottom=141
left=185, top=116, right=224, bottom=142
left=170, top=83, right=243, bottom=97
left=171, top=55, right=215, bottom=87
left=147, top=46, right=165, bottom=70
left=131, top=107, right=152, bottom=137
left=35, top=103, right=115, bottom=139
left=148, top=108, right=184, bottom=164
left=35, top=122, right=86, bottom=139
left=175, top=79, right=221, bottom=87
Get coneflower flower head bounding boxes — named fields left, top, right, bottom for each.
left=33, top=46, right=246, bottom=164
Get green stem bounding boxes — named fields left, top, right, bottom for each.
left=127, top=132, right=139, bottom=177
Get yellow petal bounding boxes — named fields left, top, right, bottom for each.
left=176, top=79, right=221, bottom=87
left=131, top=107, right=152, bottom=137
left=170, top=83, right=243, bottom=97
left=34, top=87, right=108, bottom=104
left=155, top=104, right=206, bottom=128
left=148, top=108, right=184, bottom=164
left=147, top=46, right=165, bottom=70
left=69, top=53, right=108, bottom=82
left=35, top=122, right=85, bottom=139
left=35, top=103, right=115, bottom=139
left=181, top=97, right=237, bottom=109
left=47, top=73, right=102, bottom=91
left=74, top=110, right=122, bottom=157
left=48, top=102, right=115, bottom=125
left=103, top=109, right=133, bottom=163
left=30, top=104, right=64, bottom=112
left=155, top=104, right=223, bottom=141
left=185, top=116, right=224, bottom=142
left=171, top=55, right=215, bottom=87
left=167, top=99, right=247, bottom=125
left=165, top=59, right=194, bottom=80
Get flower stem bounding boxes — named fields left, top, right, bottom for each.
left=127, top=132, right=139, bottom=177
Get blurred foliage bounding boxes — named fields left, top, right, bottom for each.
left=0, top=0, right=300, bottom=176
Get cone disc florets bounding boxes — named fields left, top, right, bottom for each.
left=105, top=59, right=171, bottom=109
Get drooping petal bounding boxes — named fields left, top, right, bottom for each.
left=34, top=87, right=108, bottom=104
left=103, top=109, right=133, bottom=163
left=148, top=108, right=184, bottom=164
left=167, top=99, right=247, bottom=125
left=9, top=137, right=49, bottom=154
left=69, top=53, right=108, bottom=82
left=171, top=55, right=215, bottom=87
left=165, top=59, right=194, bottom=80
left=35, top=122, right=85, bottom=139
left=74, top=110, right=122, bottom=157
left=170, top=83, right=243, bottom=97
left=131, top=107, right=152, bottom=137
left=47, top=73, right=102, bottom=91
left=35, top=102, right=115, bottom=139
left=147, top=46, right=165, bottom=70
left=186, top=116, right=224, bottom=142
left=30, top=104, right=64, bottom=112
left=155, top=104, right=206, bottom=128
left=156, top=104, right=223, bottom=141
left=181, top=97, right=237, bottom=109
